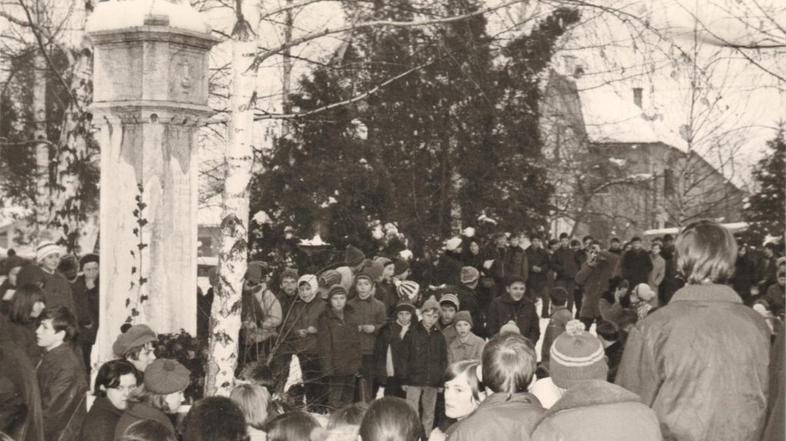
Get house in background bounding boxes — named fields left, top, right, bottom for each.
left=540, top=58, right=746, bottom=243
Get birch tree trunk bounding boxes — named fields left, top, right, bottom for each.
left=204, top=34, right=256, bottom=397
left=33, top=52, right=49, bottom=236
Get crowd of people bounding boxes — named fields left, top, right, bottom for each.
left=0, top=219, right=784, bottom=441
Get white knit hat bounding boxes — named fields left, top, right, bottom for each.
left=36, top=241, right=63, bottom=261
left=445, top=237, right=462, bottom=252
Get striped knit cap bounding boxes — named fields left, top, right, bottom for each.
left=550, top=320, right=608, bottom=389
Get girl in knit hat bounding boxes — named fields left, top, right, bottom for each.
left=530, top=320, right=661, bottom=441
left=114, top=358, right=190, bottom=439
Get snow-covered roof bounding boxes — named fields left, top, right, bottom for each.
left=575, top=77, right=688, bottom=152
left=87, top=0, right=212, bottom=35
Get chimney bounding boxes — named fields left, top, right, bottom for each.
left=633, top=87, right=643, bottom=108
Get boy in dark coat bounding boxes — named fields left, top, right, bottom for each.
left=526, top=236, right=551, bottom=318
left=35, top=306, right=87, bottom=441
left=373, top=302, right=416, bottom=398
left=620, top=237, right=652, bottom=287
left=401, top=296, right=447, bottom=434
left=486, top=276, right=540, bottom=344
left=318, top=285, right=362, bottom=409
left=551, top=234, right=579, bottom=311
left=456, top=266, right=484, bottom=337
left=348, top=270, right=386, bottom=403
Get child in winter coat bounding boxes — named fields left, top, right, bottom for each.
left=373, top=302, right=417, bottom=398
left=447, top=311, right=484, bottom=364
left=401, top=296, right=447, bottom=434
left=347, top=270, right=386, bottom=403
left=438, top=293, right=460, bottom=346
left=318, top=285, right=362, bottom=409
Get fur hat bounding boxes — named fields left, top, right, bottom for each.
left=421, top=295, right=440, bottom=312
left=113, top=324, right=157, bottom=358
left=396, top=280, right=419, bottom=302
left=144, top=359, right=190, bottom=395
left=445, top=237, right=462, bottom=252
left=460, top=266, right=479, bottom=285
left=550, top=320, right=608, bottom=389
left=36, top=241, right=63, bottom=262
left=395, top=302, right=417, bottom=316
left=16, top=264, right=46, bottom=287
left=327, top=284, right=348, bottom=301
left=499, top=320, right=520, bottom=335
left=454, top=310, right=472, bottom=327
left=79, top=253, right=99, bottom=267
left=345, top=245, right=366, bottom=267
left=439, top=293, right=460, bottom=310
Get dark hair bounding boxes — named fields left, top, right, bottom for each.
left=630, top=236, right=642, bottom=243
left=9, top=284, right=45, bottom=324
left=57, top=255, right=79, bottom=275
left=559, top=233, right=569, bottom=240
left=181, top=397, right=249, bottom=441
left=40, top=306, right=78, bottom=342
left=263, top=411, right=321, bottom=441
left=120, top=419, right=177, bottom=441
left=610, top=237, right=620, bottom=243
left=94, top=359, right=142, bottom=396
left=505, top=275, right=527, bottom=287
left=359, top=397, right=423, bottom=441
left=570, top=239, right=581, bottom=247
left=481, top=333, right=536, bottom=394
left=328, top=403, right=368, bottom=429
left=662, top=234, right=674, bottom=241
left=582, top=235, right=594, bottom=243
left=596, top=321, right=619, bottom=341
left=550, top=287, right=568, bottom=306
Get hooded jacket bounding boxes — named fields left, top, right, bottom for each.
left=447, top=392, right=544, bottom=441
left=616, top=284, right=770, bottom=441
left=486, top=292, right=540, bottom=344
left=530, top=380, right=661, bottom=441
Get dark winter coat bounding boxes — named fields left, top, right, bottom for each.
left=762, top=322, right=784, bottom=441
left=6, top=320, right=42, bottom=365
left=41, top=268, right=76, bottom=314
left=486, top=292, right=540, bottom=344
left=317, top=307, right=362, bottom=376
left=503, top=247, right=529, bottom=282
left=604, top=341, right=624, bottom=383
left=761, top=283, right=785, bottom=317
left=447, top=392, right=544, bottom=441
left=575, top=251, right=620, bottom=319
left=0, top=339, right=43, bottom=441
left=526, top=247, right=550, bottom=294
left=551, top=247, right=579, bottom=281
left=282, top=297, right=326, bottom=355
left=616, top=284, right=770, bottom=441
left=530, top=380, right=662, bottom=441
left=70, top=275, right=98, bottom=345
left=490, top=247, right=509, bottom=281
left=114, top=402, right=175, bottom=441
left=197, top=287, right=214, bottom=340
left=455, top=285, right=483, bottom=336
left=372, top=321, right=410, bottom=381
left=732, top=254, right=757, bottom=303
left=37, top=344, right=88, bottom=441
left=375, top=281, right=398, bottom=318
left=400, top=321, right=447, bottom=387
left=436, top=251, right=464, bottom=285
left=620, top=248, right=653, bottom=287
left=348, top=295, right=386, bottom=355
left=80, top=397, right=123, bottom=441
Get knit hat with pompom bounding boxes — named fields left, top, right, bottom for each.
left=549, top=320, right=608, bottom=389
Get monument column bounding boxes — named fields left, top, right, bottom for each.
left=86, top=0, right=218, bottom=364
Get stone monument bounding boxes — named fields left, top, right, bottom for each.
left=86, top=0, right=218, bottom=364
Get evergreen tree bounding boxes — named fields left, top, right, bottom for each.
left=250, top=3, right=580, bottom=255
left=744, top=127, right=785, bottom=243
